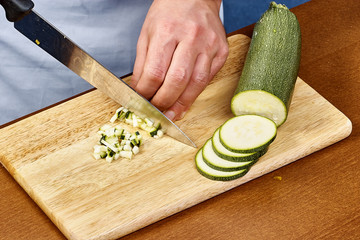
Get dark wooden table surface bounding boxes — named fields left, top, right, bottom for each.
left=1, top=0, right=359, bottom=239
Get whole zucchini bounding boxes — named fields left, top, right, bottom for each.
left=231, top=2, right=301, bottom=126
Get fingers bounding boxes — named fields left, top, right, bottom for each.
left=165, top=46, right=229, bottom=121
left=132, top=33, right=228, bottom=121
left=131, top=35, right=177, bottom=99
left=150, top=40, right=198, bottom=111
left=163, top=52, right=211, bottom=120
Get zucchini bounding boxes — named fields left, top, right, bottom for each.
left=194, top=115, right=274, bottom=181
left=231, top=2, right=301, bottom=126
left=94, top=106, right=165, bottom=163
left=212, top=128, right=266, bottom=162
left=195, top=149, right=249, bottom=181
left=110, top=107, right=164, bottom=138
left=202, top=139, right=256, bottom=171
left=94, top=125, right=143, bottom=162
left=219, top=115, right=277, bottom=153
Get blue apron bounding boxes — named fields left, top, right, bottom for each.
left=0, top=0, right=152, bottom=124
left=0, top=0, right=223, bottom=125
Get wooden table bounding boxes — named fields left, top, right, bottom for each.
left=1, top=0, right=359, bottom=239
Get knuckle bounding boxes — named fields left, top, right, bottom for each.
left=145, top=66, right=166, bottom=84
left=160, top=20, right=177, bottom=34
left=158, top=102, right=171, bottom=111
left=207, top=31, right=219, bottom=46
left=168, top=68, right=188, bottom=87
left=174, top=99, right=188, bottom=112
left=187, top=23, right=204, bottom=43
left=213, top=44, right=229, bottom=67
left=220, top=43, right=229, bottom=59
left=175, top=96, right=194, bottom=116
left=203, top=32, right=228, bottom=58
left=188, top=22, right=201, bottom=35
left=193, top=72, right=210, bottom=86
left=152, top=97, right=172, bottom=111
left=201, top=33, right=217, bottom=54
left=219, top=39, right=229, bottom=56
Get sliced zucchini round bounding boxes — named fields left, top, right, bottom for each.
left=202, top=139, right=255, bottom=171
left=231, top=90, right=287, bottom=127
left=212, top=128, right=265, bottom=162
left=195, top=149, right=249, bottom=181
left=219, top=115, right=277, bottom=153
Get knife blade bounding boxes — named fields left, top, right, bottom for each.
left=1, top=0, right=196, bottom=147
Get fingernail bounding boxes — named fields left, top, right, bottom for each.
left=178, top=111, right=187, bottom=120
left=165, top=110, right=176, bottom=121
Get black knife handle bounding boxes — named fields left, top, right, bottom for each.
left=0, top=0, right=34, bottom=22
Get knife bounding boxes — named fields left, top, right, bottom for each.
left=0, top=0, right=196, bottom=147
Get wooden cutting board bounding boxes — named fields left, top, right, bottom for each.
left=0, top=34, right=352, bottom=240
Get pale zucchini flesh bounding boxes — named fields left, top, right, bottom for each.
left=231, top=90, right=287, bottom=126
left=219, top=115, right=277, bottom=153
left=212, top=128, right=263, bottom=162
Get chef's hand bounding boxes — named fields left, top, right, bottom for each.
left=130, top=0, right=228, bottom=121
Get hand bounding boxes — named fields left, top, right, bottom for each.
left=130, top=0, right=229, bottom=121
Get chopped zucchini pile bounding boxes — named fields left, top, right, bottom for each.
left=93, top=107, right=164, bottom=163
left=110, top=107, right=163, bottom=138
left=93, top=124, right=142, bottom=162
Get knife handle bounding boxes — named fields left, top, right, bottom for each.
left=0, top=0, right=34, bottom=22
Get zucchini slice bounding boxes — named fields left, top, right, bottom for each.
left=212, top=128, right=266, bottom=162
left=219, top=115, right=277, bottom=153
left=195, top=149, right=249, bottom=181
left=202, top=139, right=256, bottom=171
left=231, top=2, right=301, bottom=126
left=231, top=90, right=286, bottom=127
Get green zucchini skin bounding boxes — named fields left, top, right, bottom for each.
left=195, top=149, right=249, bottom=181
left=202, top=139, right=256, bottom=171
left=232, top=2, right=301, bottom=126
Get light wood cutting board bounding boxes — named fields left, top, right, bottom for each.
left=0, top=34, right=352, bottom=240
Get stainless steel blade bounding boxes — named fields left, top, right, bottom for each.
left=14, top=10, right=196, bottom=147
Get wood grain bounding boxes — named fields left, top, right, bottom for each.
left=0, top=34, right=352, bottom=240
